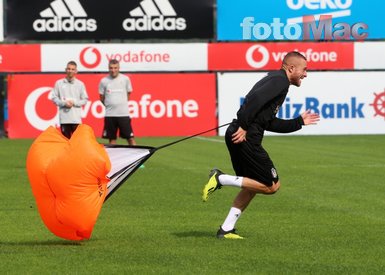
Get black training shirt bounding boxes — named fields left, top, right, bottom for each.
left=235, top=69, right=304, bottom=143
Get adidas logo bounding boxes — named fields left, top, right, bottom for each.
left=122, top=0, right=186, bottom=32
left=33, top=0, right=97, bottom=32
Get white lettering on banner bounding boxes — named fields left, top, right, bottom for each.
left=128, top=94, right=198, bottom=118
left=33, top=18, right=97, bottom=32
left=25, top=90, right=199, bottom=131
left=286, top=0, right=352, bottom=10
left=33, top=0, right=97, bottom=33
left=122, top=17, right=186, bottom=31
left=245, top=45, right=338, bottom=68
left=105, top=51, right=170, bottom=63
left=270, top=49, right=337, bottom=62
left=0, top=54, right=2, bottom=64
left=123, top=0, right=186, bottom=32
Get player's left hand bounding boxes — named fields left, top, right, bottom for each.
left=301, top=109, right=320, bottom=125
left=232, top=127, right=247, bottom=144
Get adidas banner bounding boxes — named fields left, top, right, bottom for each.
left=5, top=0, right=214, bottom=40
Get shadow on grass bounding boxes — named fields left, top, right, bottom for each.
left=0, top=240, right=83, bottom=246
left=172, top=231, right=214, bottom=238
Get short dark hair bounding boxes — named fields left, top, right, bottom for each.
left=108, top=59, right=119, bottom=66
left=67, top=60, right=77, bottom=67
left=282, top=51, right=307, bottom=65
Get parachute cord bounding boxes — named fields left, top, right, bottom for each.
left=153, top=122, right=231, bottom=152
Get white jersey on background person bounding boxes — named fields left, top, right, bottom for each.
left=51, top=78, right=89, bottom=124
left=99, top=73, right=133, bottom=117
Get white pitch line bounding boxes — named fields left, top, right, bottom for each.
left=195, top=136, right=225, bottom=143
left=297, top=164, right=385, bottom=168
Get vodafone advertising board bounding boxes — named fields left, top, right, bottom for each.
left=8, top=73, right=216, bottom=138
left=41, top=44, right=207, bottom=72
left=1, top=42, right=385, bottom=73
left=0, top=45, right=40, bottom=72
left=209, top=42, right=354, bottom=71
left=218, top=72, right=385, bottom=135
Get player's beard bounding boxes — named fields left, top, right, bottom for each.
left=290, top=75, right=302, bottom=87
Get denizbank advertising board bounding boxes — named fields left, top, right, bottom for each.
left=218, top=72, right=385, bottom=135
left=217, top=0, right=385, bottom=41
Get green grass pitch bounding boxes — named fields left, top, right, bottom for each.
left=0, top=135, right=384, bottom=274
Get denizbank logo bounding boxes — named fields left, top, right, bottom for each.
left=370, top=89, right=385, bottom=120
left=123, top=0, right=186, bottom=31
left=276, top=97, right=365, bottom=119
left=239, top=96, right=365, bottom=119
left=33, top=0, right=97, bottom=32
left=241, top=0, right=368, bottom=40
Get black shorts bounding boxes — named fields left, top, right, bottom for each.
left=102, top=116, right=134, bottom=140
left=225, top=123, right=278, bottom=186
left=60, top=124, right=79, bottom=139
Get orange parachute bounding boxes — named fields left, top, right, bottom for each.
left=26, top=125, right=111, bottom=241
left=26, top=123, right=225, bottom=241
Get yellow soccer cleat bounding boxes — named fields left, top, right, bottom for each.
left=216, top=227, right=244, bottom=240
left=202, top=168, right=223, bottom=202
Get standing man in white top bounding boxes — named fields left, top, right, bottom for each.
left=51, top=61, right=89, bottom=139
left=99, top=59, right=136, bottom=145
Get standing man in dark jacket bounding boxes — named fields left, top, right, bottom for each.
left=202, top=51, right=320, bottom=239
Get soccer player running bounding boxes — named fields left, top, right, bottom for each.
left=99, top=59, right=137, bottom=145
left=51, top=61, right=89, bottom=139
left=202, top=51, right=320, bottom=239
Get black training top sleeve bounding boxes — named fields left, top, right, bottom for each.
left=266, top=116, right=304, bottom=133
left=237, top=71, right=289, bottom=130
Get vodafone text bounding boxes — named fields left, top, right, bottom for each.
left=270, top=49, right=337, bottom=62
left=128, top=94, right=198, bottom=118
left=26, top=91, right=199, bottom=131
left=105, top=51, right=170, bottom=63
left=80, top=95, right=198, bottom=119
